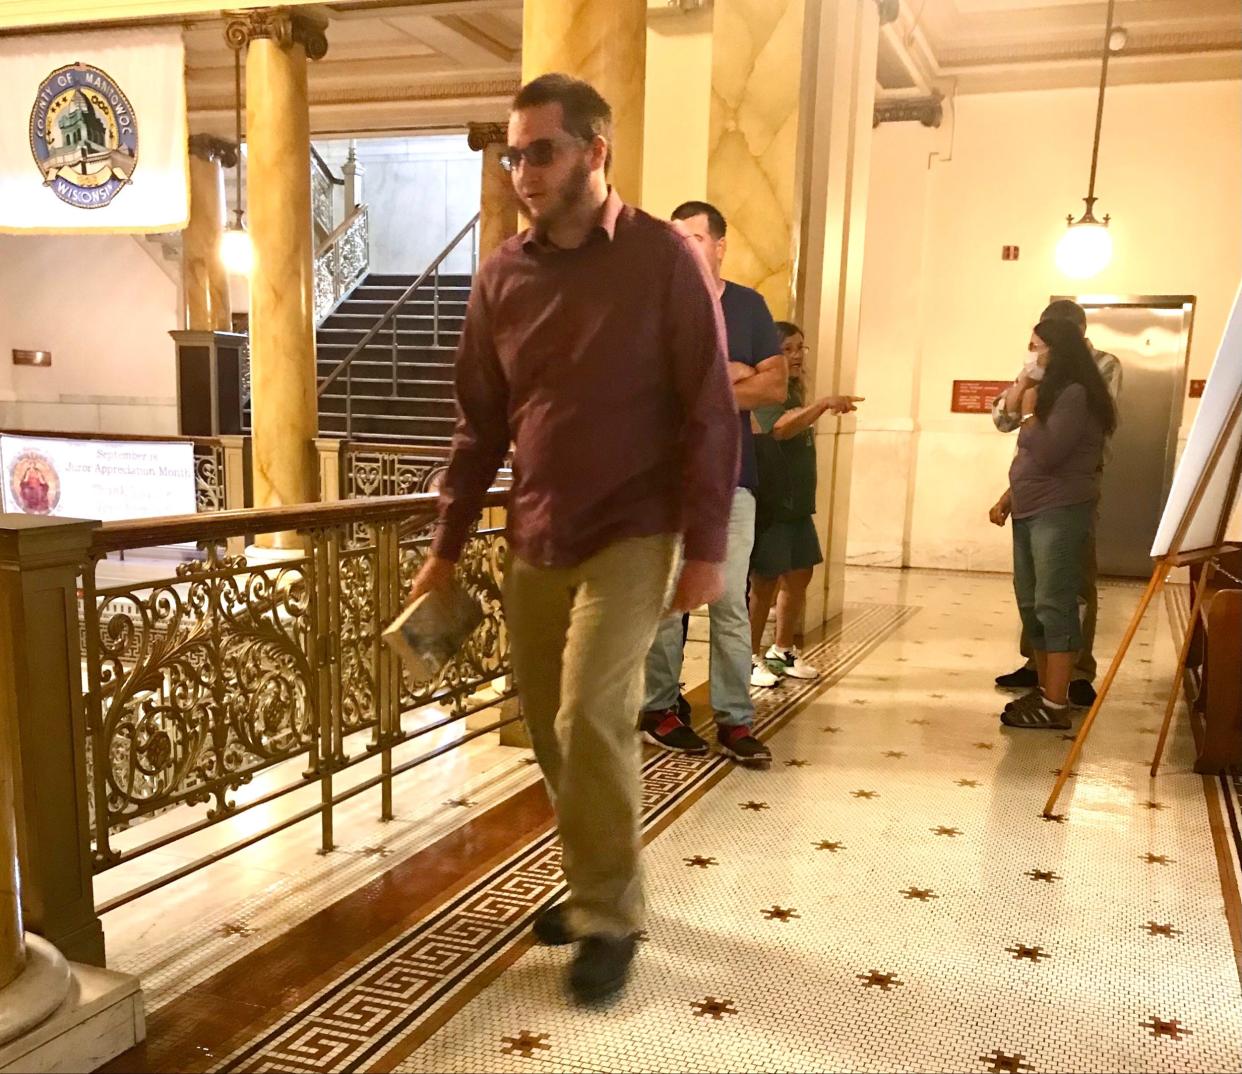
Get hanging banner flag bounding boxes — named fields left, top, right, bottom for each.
left=0, top=27, right=188, bottom=233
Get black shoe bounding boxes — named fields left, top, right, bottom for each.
left=677, top=689, right=692, bottom=724
left=1000, top=691, right=1072, bottom=730
left=716, top=724, right=772, bottom=766
left=532, top=903, right=574, bottom=946
left=641, top=708, right=709, bottom=754
left=995, top=665, right=1039, bottom=689
left=1068, top=679, right=1097, bottom=708
left=569, top=934, right=637, bottom=1003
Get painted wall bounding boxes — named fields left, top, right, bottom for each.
left=0, top=233, right=180, bottom=434
left=849, top=79, right=1242, bottom=572
left=316, top=135, right=480, bottom=277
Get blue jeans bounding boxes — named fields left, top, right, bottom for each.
left=1012, top=502, right=1093, bottom=654
left=643, top=488, right=756, bottom=728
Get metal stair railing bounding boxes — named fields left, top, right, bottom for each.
left=317, top=211, right=480, bottom=439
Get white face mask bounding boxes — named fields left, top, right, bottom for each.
left=1023, top=355, right=1046, bottom=382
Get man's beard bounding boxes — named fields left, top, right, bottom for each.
left=530, top=160, right=591, bottom=243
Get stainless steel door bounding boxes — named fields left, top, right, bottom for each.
left=1060, top=296, right=1195, bottom=577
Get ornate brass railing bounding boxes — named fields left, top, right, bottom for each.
left=342, top=441, right=452, bottom=499
left=313, top=203, right=370, bottom=325
left=80, top=490, right=512, bottom=912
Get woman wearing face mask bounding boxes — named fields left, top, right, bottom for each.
left=748, top=322, right=862, bottom=684
left=990, top=319, right=1117, bottom=730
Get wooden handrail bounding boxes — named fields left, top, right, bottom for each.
left=315, top=203, right=367, bottom=259
left=91, top=488, right=506, bottom=555
left=311, top=145, right=345, bottom=186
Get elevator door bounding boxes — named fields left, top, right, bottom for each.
left=1062, top=296, right=1195, bottom=578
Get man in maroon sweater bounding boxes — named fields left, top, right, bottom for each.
left=406, top=74, right=739, bottom=1002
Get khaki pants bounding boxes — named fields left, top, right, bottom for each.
left=503, top=534, right=679, bottom=939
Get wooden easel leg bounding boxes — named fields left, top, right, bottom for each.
left=1150, top=561, right=1216, bottom=777
left=1043, top=560, right=1171, bottom=817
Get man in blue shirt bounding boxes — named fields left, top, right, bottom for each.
left=640, top=200, right=788, bottom=766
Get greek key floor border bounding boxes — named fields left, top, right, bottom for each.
left=212, top=602, right=918, bottom=1074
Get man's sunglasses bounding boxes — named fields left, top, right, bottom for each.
left=498, top=136, right=586, bottom=173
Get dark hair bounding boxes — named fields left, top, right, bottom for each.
left=774, top=321, right=803, bottom=343
left=1033, top=318, right=1116, bottom=435
left=1039, top=299, right=1088, bottom=332
left=512, top=73, right=613, bottom=171
left=671, top=200, right=727, bottom=240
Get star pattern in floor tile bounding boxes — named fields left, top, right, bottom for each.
left=1141, top=1017, right=1193, bottom=1042
left=978, top=1050, right=1036, bottom=1073
left=761, top=905, right=800, bottom=922
left=690, top=997, right=737, bottom=1020
left=1006, top=943, right=1051, bottom=963
left=499, top=1031, right=550, bottom=1058
left=367, top=571, right=1242, bottom=1074
left=857, top=971, right=904, bottom=991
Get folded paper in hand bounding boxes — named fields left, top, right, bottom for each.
left=382, top=581, right=484, bottom=682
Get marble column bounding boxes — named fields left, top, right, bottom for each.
left=521, top=0, right=647, bottom=206
left=468, top=123, right=518, bottom=259
left=792, top=0, right=885, bottom=626
left=227, top=9, right=328, bottom=539
left=183, top=135, right=237, bottom=332
left=707, top=0, right=805, bottom=317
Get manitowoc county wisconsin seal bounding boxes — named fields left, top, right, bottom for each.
left=29, top=62, right=138, bottom=209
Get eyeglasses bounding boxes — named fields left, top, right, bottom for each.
left=498, top=136, right=585, bottom=173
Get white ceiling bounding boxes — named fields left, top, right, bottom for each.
left=885, top=0, right=1241, bottom=93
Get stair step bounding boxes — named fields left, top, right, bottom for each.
left=317, top=357, right=454, bottom=377
left=318, top=413, right=457, bottom=438
left=359, top=270, right=470, bottom=283
left=317, top=376, right=455, bottom=397
left=318, top=395, right=455, bottom=418
left=317, top=329, right=462, bottom=345
left=329, top=301, right=469, bottom=319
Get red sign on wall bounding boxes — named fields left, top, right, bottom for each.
left=952, top=380, right=1013, bottom=415
left=1189, top=379, right=1206, bottom=398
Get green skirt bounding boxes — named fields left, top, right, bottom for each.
left=751, top=516, right=823, bottom=578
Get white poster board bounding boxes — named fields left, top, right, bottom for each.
left=1151, top=284, right=1242, bottom=557
left=0, top=434, right=196, bottom=522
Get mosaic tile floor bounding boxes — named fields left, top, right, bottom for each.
left=392, top=570, right=1242, bottom=1074
left=109, top=568, right=1242, bottom=1074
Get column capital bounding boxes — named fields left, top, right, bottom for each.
left=224, top=7, right=329, bottom=61
left=188, top=133, right=239, bottom=168
left=467, top=122, right=509, bottom=152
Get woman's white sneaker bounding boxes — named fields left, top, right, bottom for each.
left=765, top=645, right=819, bottom=680
left=750, top=658, right=781, bottom=688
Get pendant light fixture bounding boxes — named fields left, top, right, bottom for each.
left=1056, top=0, right=1117, bottom=280
left=219, top=40, right=252, bottom=276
